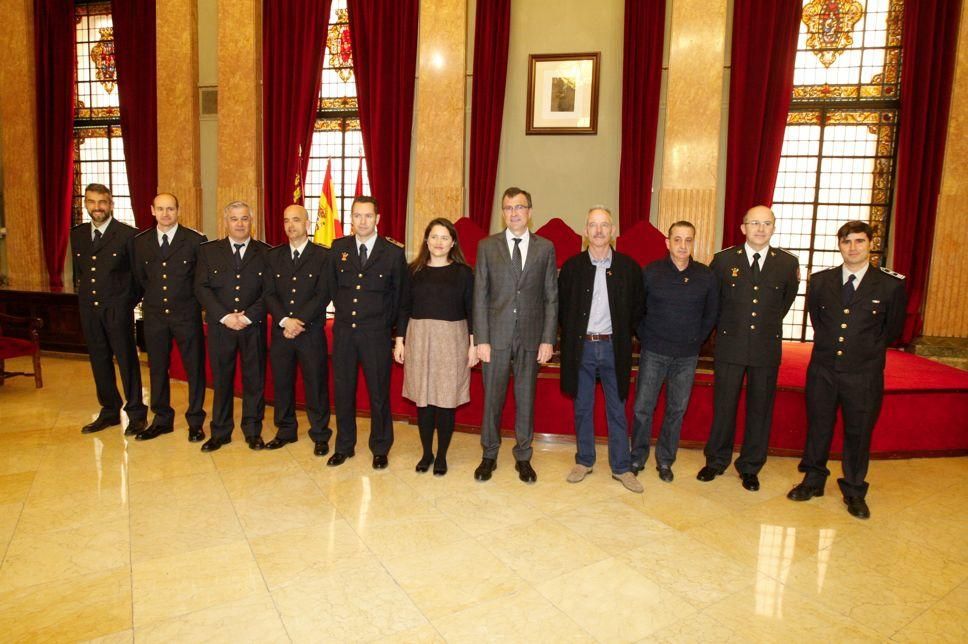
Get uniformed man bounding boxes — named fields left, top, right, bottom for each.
left=787, top=221, right=906, bottom=519
left=132, top=193, right=208, bottom=442
left=194, top=201, right=270, bottom=452
left=70, top=183, right=147, bottom=435
left=697, top=205, right=799, bottom=490
left=263, top=205, right=333, bottom=455
left=327, top=196, right=409, bottom=469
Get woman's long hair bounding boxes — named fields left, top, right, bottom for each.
left=409, top=217, right=468, bottom=274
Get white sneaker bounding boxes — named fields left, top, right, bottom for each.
left=567, top=464, right=592, bottom=483
left=613, top=471, right=644, bottom=493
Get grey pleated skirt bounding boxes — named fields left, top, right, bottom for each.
left=402, top=318, right=471, bottom=408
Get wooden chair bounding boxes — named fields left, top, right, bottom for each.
left=0, top=312, right=44, bottom=388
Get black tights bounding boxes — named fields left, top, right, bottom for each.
left=416, top=405, right=455, bottom=463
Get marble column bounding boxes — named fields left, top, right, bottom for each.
left=156, top=0, right=203, bottom=231
left=410, top=0, right=467, bottom=254
left=0, top=0, right=45, bottom=289
left=216, top=0, right=262, bottom=238
left=657, top=0, right=729, bottom=262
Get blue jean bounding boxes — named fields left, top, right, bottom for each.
left=631, top=350, right=699, bottom=468
left=573, top=339, right=631, bottom=474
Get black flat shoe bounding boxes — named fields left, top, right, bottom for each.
left=474, top=458, right=497, bottom=481
left=245, top=436, right=265, bottom=450
left=81, top=417, right=120, bottom=434
left=372, top=454, right=389, bottom=470
left=787, top=482, right=824, bottom=501
left=740, top=473, right=760, bottom=491
left=327, top=450, right=355, bottom=467
left=844, top=496, right=870, bottom=519
left=314, top=441, right=329, bottom=457
left=264, top=437, right=295, bottom=450
left=201, top=436, right=231, bottom=452
left=135, top=425, right=173, bottom=441
left=188, top=427, right=205, bottom=442
left=696, top=466, right=725, bottom=482
left=657, top=466, right=674, bottom=482
left=515, top=460, right=537, bottom=483
left=433, top=458, right=448, bottom=477
left=415, top=455, right=434, bottom=473
left=124, top=419, right=147, bottom=436
left=630, top=461, right=645, bottom=475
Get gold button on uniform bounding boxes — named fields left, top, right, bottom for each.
left=351, top=323, right=356, bottom=328
left=162, top=274, right=167, bottom=279
left=753, top=286, right=759, bottom=291
left=752, top=299, right=758, bottom=304
left=838, top=336, right=844, bottom=342
left=353, top=298, right=358, bottom=303
left=837, top=350, right=843, bottom=356
left=750, top=324, right=756, bottom=330
left=751, top=312, right=758, bottom=317
left=843, top=308, right=850, bottom=314
left=351, top=311, right=357, bottom=316
left=841, top=323, right=848, bottom=329
left=292, top=277, right=297, bottom=281
left=94, top=301, right=99, bottom=306
left=234, top=297, right=240, bottom=302
left=162, top=262, right=167, bottom=267
left=164, top=309, right=170, bottom=314
left=91, top=267, right=96, bottom=272
left=290, top=299, right=295, bottom=304
left=356, top=285, right=361, bottom=290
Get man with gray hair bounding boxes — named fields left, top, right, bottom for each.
left=558, top=206, right=645, bottom=493
left=194, top=201, right=271, bottom=452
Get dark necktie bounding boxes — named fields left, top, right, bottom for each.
left=233, top=243, right=244, bottom=269
left=160, top=233, right=170, bottom=258
left=751, top=252, right=761, bottom=284
left=511, top=237, right=523, bottom=279
left=292, top=249, right=300, bottom=263
left=93, top=228, right=102, bottom=245
left=842, top=273, right=856, bottom=307
left=359, top=243, right=368, bottom=266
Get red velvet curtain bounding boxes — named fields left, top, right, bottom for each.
left=618, top=0, right=665, bottom=233
left=111, top=0, right=157, bottom=230
left=34, top=0, right=75, bottom=290
left=722, top=0, right=802, bottom=247
left=262, top=0, right=333, bottom=246
left=891, top=0, right=962, bottom=343
left=468, top=0, right=510, bottom=231
left=347, top=0, right=419, bottom=243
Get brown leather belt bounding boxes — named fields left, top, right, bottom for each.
left=585, top=333, right=612, bottom=341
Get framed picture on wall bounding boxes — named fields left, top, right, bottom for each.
left=526, top=52, right=600, bottom=135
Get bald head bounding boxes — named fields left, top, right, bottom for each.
left=152, top=193, right=180, bottom=231
left=283, top=204, right=310, bottom=245
left=740, top=205, right=776, bottom=251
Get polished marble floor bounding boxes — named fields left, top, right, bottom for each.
left=0, top=355, right=965, bottom=642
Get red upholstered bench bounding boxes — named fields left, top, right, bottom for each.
left=535, top=217, right=582, bottom=267
left=0, top=313, right=43, bottom=388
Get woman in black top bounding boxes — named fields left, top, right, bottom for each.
left=394, top=218, right=477, bottom=475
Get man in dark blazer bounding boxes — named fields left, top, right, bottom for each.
left=558, top=206, right=645, bottom=492
left=473, top=187, right=558, bottom=483
left=70, top=183, right=147, bottom=435
left=327, top=196, right=409, bottom=470
left=132, top=193, right=208, bottom=442
left=263, top=205, right=332, bottom=455
left=698, top=205, right=800, bottom=491
left=194, top=201, right=270, bottom=452
left=788, top=220, right=906, bottom=519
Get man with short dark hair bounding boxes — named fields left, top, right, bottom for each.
left=631, top=220, right=718, bottom=482
left=70, top=183, right=147, bottom=435
left=787, top=220, right=906, bottom=519
left=132, top=193, right=208, bottom=442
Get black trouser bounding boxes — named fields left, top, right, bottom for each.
left=332, top=324, right=393, bottom=456
left=416, top=405, right=455, bottom=461
left=704, top=360, right=779, bottom=475
left=269, top=325, right=331, bottom=443
left=143, top=312, right=206, bottom=429
left=208, top=322, right=266, bottom=440
left=799, top=361, right=884, bottom=498
left=79, top=303, right=147, bottom=422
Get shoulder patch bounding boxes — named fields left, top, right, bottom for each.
left=880, top=266, right=906, bottom=280
left=384, top=236, right=404, bottom=248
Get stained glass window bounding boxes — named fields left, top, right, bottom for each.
left=72, top=1, right=134, bottom=227
left=772, top=0, right=902, bottom=341
left=304, top=0, right=370, bottom=237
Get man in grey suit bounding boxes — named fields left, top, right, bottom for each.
left=473, top=187, right=559, bottom=483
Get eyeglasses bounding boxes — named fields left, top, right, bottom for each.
left=502, top=204, right=531, bottom=213
left=743, top=220, right=774, bottom=228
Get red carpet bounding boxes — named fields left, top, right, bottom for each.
left=171, top=328, right=968, bottom=459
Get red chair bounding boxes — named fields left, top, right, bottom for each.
left=0, top=313, right=43, bottom=388
left=535, top=218, right=582, bottom=268
left=616, top=220, right=668, bottom=266
left=453, top=217, right=488, bottom=267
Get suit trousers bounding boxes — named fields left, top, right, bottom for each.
left=143, top=313, right=206, bottom=428
left=480, top=336, right=538, bottom=461
left=799, top=362, right=883, bottom=498
left=79, top=304, right=147, bottom=421
left=704, top=360, right=778, bottom=474
left=332, top=325, right=393, bottom=456
left=208, top=322, right=266, bottom=439
left=269, top=325, right=331, bottom=443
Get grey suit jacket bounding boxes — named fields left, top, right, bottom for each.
left=473, top=231, right=559, bottom=351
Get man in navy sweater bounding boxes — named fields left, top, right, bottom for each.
left=631, top=221, right=718, bottom=481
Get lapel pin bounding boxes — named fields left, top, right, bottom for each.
left=731, top=267, right=740, bottom=278
left=341, top=252, right=349, bottom=262
left=684, top=276, right=689, bottom=283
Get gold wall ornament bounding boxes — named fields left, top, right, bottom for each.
left=802, top=0, right=865, bottom=68
left=90, top=27, right=117, bottom=93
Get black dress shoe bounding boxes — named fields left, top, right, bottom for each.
left=125, top=419, right=147, bottom=436
left=657, top=466, right=674, bottom=482
left=245, top=436, right=265, bottom=450
left=630, top=461, right=645, bottom=476
left=135, top=425, right=173, bottom=441
left=313, top=441, right=329, bottom=457
left=515, top=460, right=537, bottom=483
left=844, top=496, right=870, bottom=519
left=696, top=466, right=725, bottom=482
left=264, top=437, right=295, bottom=450
left=787, top=482, right=824, bottom=501
left=740, top=473, right=760, bottom=491
left=201, top=436, right=231, bottom=452
left=373, top=454, right=389, bottom=470
left=81, top=417, right=120, bottom=434
left=474, top=458, right=497, bottom=481
left=415, top=455, right=434, bottom=473
left=433, top=457, right=448, bottom=477
left=188, top=427, right=205, bottom=443
left=327, top=450, right=355, bottom=467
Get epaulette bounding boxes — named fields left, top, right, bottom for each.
left=717, top=245, right=741, bottom=256
left=72, top=221, right=90, bottom=230
left=880, top=266, right=906, bottom=280
left=385, top=236, right=404, bottom=248
left=199, top=239, right=220, bottom=247
left=771, top=247, right=798, bottom=258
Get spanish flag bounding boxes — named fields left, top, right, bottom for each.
left=313, top=159, right=342, bottom=247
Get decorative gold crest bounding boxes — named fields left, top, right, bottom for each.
left=683, top=277, right=689, bottom=284
left=802, top=0, right=865, bottom=68
left=731, top=267, right=740, bottom=278
left=340, top=252, right=349, bottom=262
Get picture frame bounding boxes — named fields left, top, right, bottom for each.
left=526, top=52, right=600, bottom=135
